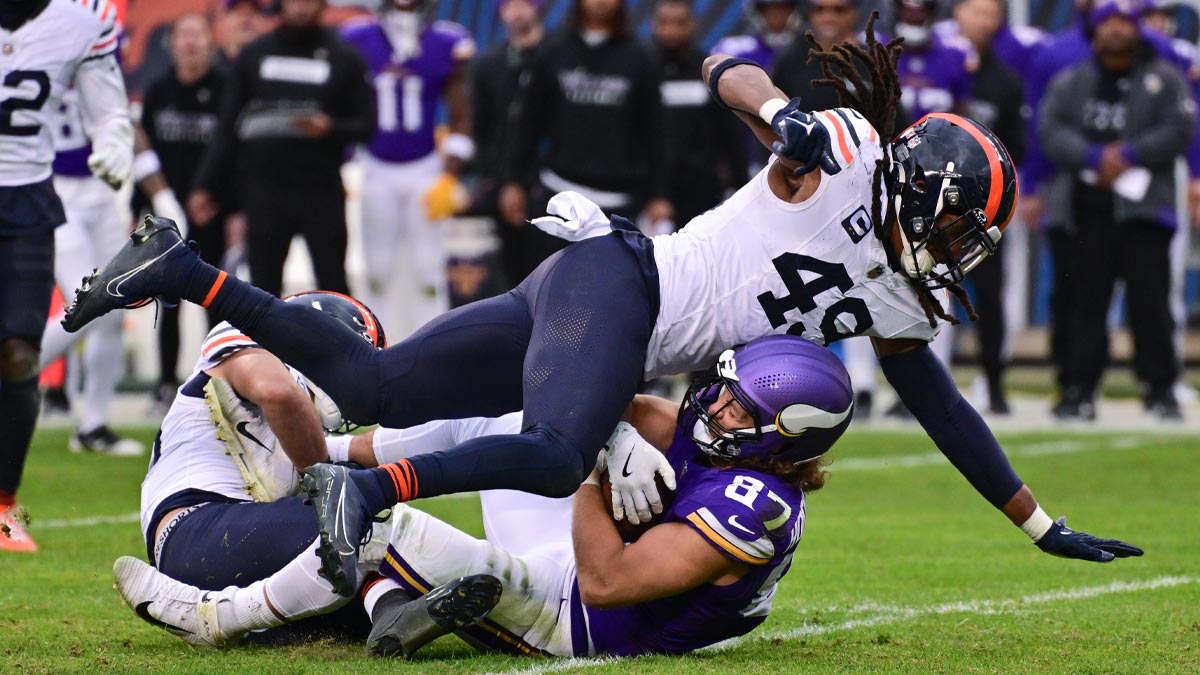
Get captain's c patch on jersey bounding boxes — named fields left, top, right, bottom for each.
left=840, top=206, right=873, bottom=243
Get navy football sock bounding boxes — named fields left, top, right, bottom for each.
left=0, top=377, right=40, bottom=494
left=349, top=425, right=592, bottom=513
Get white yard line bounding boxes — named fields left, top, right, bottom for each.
left=488, top=576, right=1198, bottom=675
left=36, top=512, right=141, bottom=529
left=833, top=436, right=1144, bottom=472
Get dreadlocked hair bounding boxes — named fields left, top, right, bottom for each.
left=805, top=12, right=978, bottom=327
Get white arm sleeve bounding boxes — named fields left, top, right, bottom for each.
left=76, top=55, right=132, bottom=158
left=372, top=412, right=524, bottom=465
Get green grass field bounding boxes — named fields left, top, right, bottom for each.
left=3, top=426, right=1198, bottom=675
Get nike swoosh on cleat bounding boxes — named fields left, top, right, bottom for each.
left=135, top=601, right=192, bottom=635
left=105, top=241, right=183, bottom=299
left=235, top=421, right=272, bottom=452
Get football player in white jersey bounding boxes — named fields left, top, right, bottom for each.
left=129, top=291, right=387, bottom=641
left=0, top=0, right=132, bottom=553
left=63, top=15, right=1142, bottom=586
left=38, top=89, right=143, bottom=456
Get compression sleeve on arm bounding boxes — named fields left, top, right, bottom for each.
left=879, top=343, right=1023, bottom=509
left=76, top=55, right=133, bottom=158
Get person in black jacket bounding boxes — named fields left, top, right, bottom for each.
left=189, top=0, right=374, bottom=297
left=651, top=0, right=744, bottom=228
left=137, top=14, right=229, bottom=403
left=470, top=0, right=559, bottom=286
left=499, top=0, right=672, bottom=232
left=952, top=0, right=1027, bottom=414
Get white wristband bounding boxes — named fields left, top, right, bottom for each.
left=758, top=98, right=789, bottom=125
left=1020, top=506, right=1054, bottom=542
left=325, top=434, right=352, bottom=464
left=441, top=132, right=475, bottom=162
left=131, top=150, right=161, bottom=183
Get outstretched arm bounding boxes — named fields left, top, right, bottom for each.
left=873, top=337, right=1144, bottom=563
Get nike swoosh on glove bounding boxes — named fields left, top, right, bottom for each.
left=770, top=98, right=843, bottom=177
left=1035, top=516, right=1144, bottom=562
left=595, top=421, right=676, bottom=525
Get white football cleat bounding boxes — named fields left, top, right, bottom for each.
left=112, top=556, right=238, bottom=647
left=205, top=375, right=299, bottom=502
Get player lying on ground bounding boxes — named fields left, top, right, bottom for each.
left=115, top=335, right=854, bottom=657
left=64, top=14, right=1141, bottom=596
left=129, top=290, right=390, bottom=639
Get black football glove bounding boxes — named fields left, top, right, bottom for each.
left=770, top=97, right=843, bottom=177
left=1035, top=516, right=1144, bottom=563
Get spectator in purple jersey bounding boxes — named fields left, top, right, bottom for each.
left=890, top=0, right=973, bottom=122
left=935, top=6, right=1047, bottom=76
left=845, top=0, right=975, bottom=421
left=1019, top=0, right=1200, bottom=404
left=710, top=0, right=802, bottom=72
left=711, top=0, right=802, bottom=176
left=1041, top=0, right=1193, bottom=421
left=341, top=0, right=476, bottom=339
left=946, top=0, right=1028, bottom=415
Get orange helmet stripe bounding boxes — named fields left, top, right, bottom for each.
left=923, top=113, right=1004, bottom=228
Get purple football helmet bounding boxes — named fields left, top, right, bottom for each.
left=681, top=335, right=855, bottom=465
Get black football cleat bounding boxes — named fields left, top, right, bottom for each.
left=62, top=215, right=192, bottom=333
left=302, top=463, right=372, bottom=597
left=366, top=575, right=503, bottom=658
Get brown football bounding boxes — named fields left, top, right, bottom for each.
left=599, top=470, right=676, bottom=543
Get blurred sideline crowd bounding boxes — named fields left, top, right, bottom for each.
left=38, top=0, right=1200, bottom=458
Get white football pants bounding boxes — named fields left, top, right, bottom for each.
left=359, top=152, right=448, bottom=340
left=40, top=175, right=128, bottom=432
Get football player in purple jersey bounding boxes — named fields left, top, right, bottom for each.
left=112, top=335, right=853, bottom=658
left=341, top=0, right=476, bottom=338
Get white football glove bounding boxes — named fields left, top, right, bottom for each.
left=87, top=141, right=132, bottom=190
left=530, top=191, right=612, bottom=242
left=150, top=189, right=188, bottom=231
left=596, top=421, right=676, bottom=525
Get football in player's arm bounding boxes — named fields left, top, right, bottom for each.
left=700, top=15, right=1142, bottom=564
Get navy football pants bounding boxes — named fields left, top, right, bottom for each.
left=205, top=231, right=659, bottom=498
left=157, top=496, right=317, bottom=590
